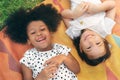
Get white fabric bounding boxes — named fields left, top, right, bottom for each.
left=71, top=0, right=101, bottom=10
left=66, top=0, right=115, bottom=39
left=20, top=43, right=77, bottom=80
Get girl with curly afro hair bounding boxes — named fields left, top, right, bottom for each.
left=4, top=4, right=80, bottom=80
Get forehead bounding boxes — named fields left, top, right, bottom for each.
left=28, top=20, right=45, bottom=27
left=27, top=21, right=47, bottom=30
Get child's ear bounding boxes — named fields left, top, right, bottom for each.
left=79, top=44, right=83, bottom=53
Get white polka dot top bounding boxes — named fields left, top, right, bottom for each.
left=20, top=43, right=78, bottom=80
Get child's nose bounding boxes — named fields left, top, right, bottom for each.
left=88, top=38, right=96, bottom=44
left=37, top=31, right=41, bottom=36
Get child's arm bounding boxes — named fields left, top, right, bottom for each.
left=61, top=2, right=88, bottom=19
left=21, top=64, right=34, bottom=80
left=45, top=53, right=80, bottom=74
left=87, top=0, right=115, bottom=19
left=61, top=2, right=88, bottom=28
left=63, top=53, right=80, bottom=73
left=104, top=0, right=116, bottom=20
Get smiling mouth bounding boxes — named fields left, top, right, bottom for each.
left=84, top=34, right=93, bottom=40
left=36, top=37, right=46, bottom=42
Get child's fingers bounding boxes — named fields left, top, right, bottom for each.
left=75, top=1, right=88, bottom=13
left=81, top=2, right=89, bottom=11
left=48, top=73, right=55, bottom=78
left=47, top=64, right=58, bottom=72
left=44, top=64, right=58, bottom=78
left=44, top=59, right=53, bottom=65
left=44, top=59, right=59, bottom=68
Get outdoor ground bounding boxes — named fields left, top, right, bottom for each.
left=0, top=0, right=44, bottom=30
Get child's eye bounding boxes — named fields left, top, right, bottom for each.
left=40, top=28, right=45, bottom=31
left=87, top=46, right=91, bottom=49
left=30, top=32, right=35, bottom=34
left=96, top=42, right=101, bottom=45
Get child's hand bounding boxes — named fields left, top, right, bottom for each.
left=36, top=54, right=66, bottom=80
left=44, top=54, right=66, bottom=68
left=72, top=1, right=89, bottom=19
left=36, top=64, right=58, bottom=80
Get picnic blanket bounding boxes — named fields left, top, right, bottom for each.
left=0, top=0, right=120, bottom=80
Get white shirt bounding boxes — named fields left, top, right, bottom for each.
left=20, top=43, right=78, bottom=80
left=66, top=0, right=115, bottom=39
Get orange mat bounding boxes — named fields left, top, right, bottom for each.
left=0, top=0, right=120, bottom=80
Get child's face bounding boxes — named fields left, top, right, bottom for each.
left=80, top=29, right=106, bottom=59
left=27, top=20, right=52, bottom=51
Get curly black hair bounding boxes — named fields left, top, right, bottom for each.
left=4, top=4, right=62, bottom=44
left=4, top=8, right=28, bottom=44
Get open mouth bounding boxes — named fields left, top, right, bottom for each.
left=84, top=34, right=93, bottom=40
left=36, top=37, right=46, bottom=42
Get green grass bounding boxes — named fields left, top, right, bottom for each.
left=0, top=0, right=44, bottom=30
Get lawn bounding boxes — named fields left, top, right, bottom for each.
left=0, top=0, right=44, bottom=30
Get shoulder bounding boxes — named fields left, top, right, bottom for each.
left=23, top=48, right=37, bottom=57
left=54, top=43, right=71, bottom=55
left=54, top=43, right=69, bottom=48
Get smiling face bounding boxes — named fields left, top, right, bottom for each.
left=80, top=29, right=106, bottom=59
left=27, top=20, right=52, bottom=51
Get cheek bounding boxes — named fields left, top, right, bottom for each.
left=80, top=41, right=90, bottom=53
left=28, top=36, right=35, bottom=44
left=80, top=40, right=86, bottom=52
left=46, top=32, right=52, bottom=40
left=80, top=40, right=88, bottom=48
left=28, top=35, right=34, bottom=40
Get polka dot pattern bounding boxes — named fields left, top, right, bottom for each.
left=20, top=43, right=77, bottom=80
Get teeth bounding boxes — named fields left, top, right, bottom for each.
left=36, top=37, right=45, bottom=42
